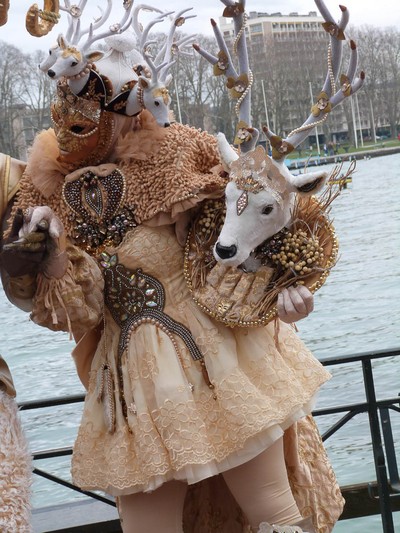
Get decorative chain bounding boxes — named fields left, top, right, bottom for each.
left=233, top=11, right=247, bottom=54
left=235, top=68, right=253, bottom=118
left=287, top=113, right=328, bottom=138
left=328, top=43, right=336, bottom=96
left=232, top=11, right=253, bottom=119
left=287, top=41, right=335, bottom=138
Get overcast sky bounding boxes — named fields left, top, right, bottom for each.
left=1, top=0, right=398, bottom=54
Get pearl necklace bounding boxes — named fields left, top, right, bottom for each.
left=68, top=62, right=93, bottom=81
left=136, top=84, right=145, bottom=109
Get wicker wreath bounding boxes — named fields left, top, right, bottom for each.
left=184, top=174, right=348, bottom=328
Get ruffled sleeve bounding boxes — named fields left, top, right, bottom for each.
left=31, top=242, right=104, bottom=341
left=117, top=123, right=227, bottom=226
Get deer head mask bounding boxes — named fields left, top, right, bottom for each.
left=195, top=0, right=364, bottom=269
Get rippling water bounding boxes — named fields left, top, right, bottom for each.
left=1, top=153, right=399, bottom=531
left=297, top=154, right=400, bottom=531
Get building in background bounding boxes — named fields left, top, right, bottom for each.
left=218, top=10, right=379, bottom=150
left=0, top=105, right=51, bottom=160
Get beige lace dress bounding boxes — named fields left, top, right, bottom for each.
left=53, top=222, right=330, bottom=495
left=12, top=122, right=343, bottom=531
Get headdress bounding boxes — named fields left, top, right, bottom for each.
left=229, top=146, right=286, bottom=214
left=37, top=3, right=196, bottom=125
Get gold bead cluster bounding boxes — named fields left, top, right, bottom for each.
left=270, top=229, right=324, bottom=277
left=197, top=200, right=225, bottom=239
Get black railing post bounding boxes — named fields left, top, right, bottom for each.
left=362, top=359, right=394, bottom=532
left=380, top=407, right=400, bottom=493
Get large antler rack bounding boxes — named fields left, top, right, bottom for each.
left=133, top=7, right=197, bottom=85
left=194, top=0, right=257, bottom=153
left=59, top=0, right=113, bottom=45
left=263, top=0, right=365, bottom=161
left=79, top=0, right=134, bottom=53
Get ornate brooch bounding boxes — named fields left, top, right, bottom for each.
left=62, top=168, right=137, bottom=253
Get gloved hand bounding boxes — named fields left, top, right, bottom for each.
left=277, top=285, right=314, bottom=323
left=1, top=206, right=67, bottom=279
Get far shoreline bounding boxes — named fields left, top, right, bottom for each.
left=286, top=144, right=400, bottom=170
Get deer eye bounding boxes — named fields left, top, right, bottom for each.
left=71, top=60, right=78, bottom=67
left=261, top=205, right=273, bottom=215
left=154, top=101, right=160, bottom=107
left=49, top=49, right=52, bottom=55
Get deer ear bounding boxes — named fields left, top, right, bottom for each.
left=164, top=74, right=173, bottom=87
left=288, top=170, right=328, bottom=196
left=139, top=77, right=149, bottom=89
left=217, top=132, right=239, bottom=172
left=87, top=51, right=104, bottom=63
left=57, top=33, right=67, bottom=49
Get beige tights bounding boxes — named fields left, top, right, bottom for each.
left=119, top=480, right=187, bottom=533
left=118, top=438, right=302, bottom=533
left=222, top=437, right=303, bottom=529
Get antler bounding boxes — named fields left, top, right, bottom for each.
left=132, top=4, right=164, bottom=40
left=133, top=9, right=174, bottom=56
left=82, top=1, right=134, bottom=52
left=25, top=0, right=61, bottom=37
left=154, top=9, right=196, bottom=69
left=193, top=0, right=257, bottom=151
left=264, top=0, right=365, bottom=159
left=131, top=7, right=191, bottom=84
left=142, top=49, right=174, bottom=83
left=64, top=0, right=113, bottom=45
left=58, top=0, right=87, bottom=43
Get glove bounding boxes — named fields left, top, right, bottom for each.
left=1, top=206, right=67, bottom=279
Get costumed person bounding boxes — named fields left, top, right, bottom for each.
left=0, top=355, right=32, bottom=533
left=0, top=155, right=32, bottom=532
left=0, top=1, right=364, bottom=532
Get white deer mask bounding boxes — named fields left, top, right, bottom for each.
left=215, top=136, right=327, bottom=267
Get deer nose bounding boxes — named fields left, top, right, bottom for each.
left=215, top=243, right=237, bottom=260
left=164, top=122, right=170, bottom=127
left=48, top=70, right=55, bottom=78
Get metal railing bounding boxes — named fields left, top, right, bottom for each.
left=314, top=347, right=400, bottom=532
left=20, top=347, right=400, bottom=532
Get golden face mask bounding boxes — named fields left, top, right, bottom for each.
left=51, top=83, right=114, bottom=168
left=51, top=104, right=99, bottom=151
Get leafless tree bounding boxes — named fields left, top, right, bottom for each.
left=0, top=41, right=26, bottom=157
left=379, top=28, right=400, bottom=138
left=0, top=41, right=54, bottom=158
left=169, top=35, right=235, bottom=132
left=1, top=21, right=399, bottom=157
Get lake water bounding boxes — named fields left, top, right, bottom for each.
left=1, top=153, right=399, bottom=532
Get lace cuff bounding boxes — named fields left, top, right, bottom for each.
left=31, top=243, right=104, bottom=339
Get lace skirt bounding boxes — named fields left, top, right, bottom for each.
left=71, top=306, right=330, bottom=495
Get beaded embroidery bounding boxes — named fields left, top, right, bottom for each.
left=101, top=252, right=203, bottom=361
left=96, top=363, right=116, bottom=434
left=101, top=253, right=207, bottom=414
left=62, top=168, right=137, bottom=252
